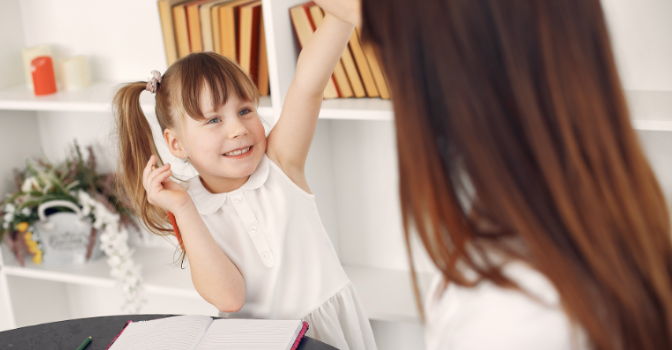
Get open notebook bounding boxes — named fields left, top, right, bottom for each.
left=107, top=315, right=308, bottom=350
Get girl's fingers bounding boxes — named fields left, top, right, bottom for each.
left=143, top=155, right=157, bottom=189
left=145, top=163, right=171, bottom=191
left=151, top=168, right=173, bottom=191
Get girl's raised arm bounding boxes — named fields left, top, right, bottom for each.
left=266, top=10, right=354, bottom=191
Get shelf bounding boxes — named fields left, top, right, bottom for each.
left=1, top=244, right=200, bottom=299
left=626, top=90, right=672, bottom=131
left=0, top=82, right=274, bottom=117
left=343, top=265, right=433, bottom=323
left=631, top=119, right=672, bottom=131
left=1, top=245, right=432, bottom=322
left=2, top=83, right=665, bottom=128
left=318, top=98, right=393, bottom=121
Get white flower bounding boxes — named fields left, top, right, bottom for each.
left=3, top=212, right=13, bottom=223
left=20, top=178, right=36, bottom=193
left=107, top=255, right=121, bottom=266
left=84, top=194, right=143, bottom=314
left=4, top=203, right=15, bottom=214
left=21, top=207, right=31, bottom=216
left=2, top=222, right=8, bottom=229
left=78, top=190, right=92, bottom=204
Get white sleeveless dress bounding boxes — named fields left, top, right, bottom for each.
left=185, top=154, right=377, bottom=350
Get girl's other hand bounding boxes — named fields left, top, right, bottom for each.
left=143, top=155, right=191, bottom=215
left=314, top=0, right=361, bottom=27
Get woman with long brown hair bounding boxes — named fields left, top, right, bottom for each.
left=325, top=0, right=672, bottom=348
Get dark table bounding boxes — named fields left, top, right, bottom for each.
left=0, top=314, right=337, bottom=349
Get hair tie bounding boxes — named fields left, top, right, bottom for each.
left=146, top=70, right=162, bottom=93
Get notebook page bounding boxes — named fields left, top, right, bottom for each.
left=109, top=315, right=213, bottom=350
left=195, top=319, right=303, bottom=350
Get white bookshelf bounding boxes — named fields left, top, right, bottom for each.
left=0, top=82, right=273, bottom=116
left=0, top=0, right=670, bottom=348
left=0, top=244, right=432, bottom=323
left=1, top=83, right=670, bottom=127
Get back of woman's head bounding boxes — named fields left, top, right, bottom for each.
left=113, top=52, right=258, bottom=237
left=361, top=0, right=672, bottom=349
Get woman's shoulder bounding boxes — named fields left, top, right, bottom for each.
left=425, top=262, right=588, bottom=350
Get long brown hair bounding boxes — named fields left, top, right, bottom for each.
left=361, top=0, right=672, bottom=349
left=113, top=52, right=258, bottom=238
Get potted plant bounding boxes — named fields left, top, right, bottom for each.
left=0, top=142, right=144, bottom=312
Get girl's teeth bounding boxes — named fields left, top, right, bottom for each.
left=225, top=147, right=251, bottom=156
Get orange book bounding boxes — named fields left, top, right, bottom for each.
left=219, top=0, right=255, bottom=62
left=289, top=2, right=339, bottom=99
left=239, top=1, right=262, bottom=82
left=157, top=0, right=192, bottom=65
left=172, top=3, right=191, bottom=58
left=308, top=5, right=353, bottom=98
left=211, top=2, right=227, bottom=55
left=348, top=29, right=379, bottom=97
left=200, top=0, right=232, bottom=52
left=186, top=0, right=211, bottom=53
left=257, top=12, right=270, bottom=96
left=359, top=29, right=390, bottom=99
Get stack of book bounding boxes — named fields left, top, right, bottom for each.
left=290, top=2, right=390, bottom=100
left=157, top=0, right=270, bottom=96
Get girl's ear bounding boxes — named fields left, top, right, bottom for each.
left=164, top=128, right=186, bottom=159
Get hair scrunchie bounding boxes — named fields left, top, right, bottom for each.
left=146, top=70, right=162, bottom=93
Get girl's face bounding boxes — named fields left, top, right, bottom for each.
left=178, top=87, right=267, bottom=193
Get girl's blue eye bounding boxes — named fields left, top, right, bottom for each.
left=207, top=117, right=221, bottom=124
left=239, top=108, right=252, bottom=117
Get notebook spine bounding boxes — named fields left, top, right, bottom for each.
left=290, top=321, right=310, bottom=350
left=106, top=320, right=133, bottom=350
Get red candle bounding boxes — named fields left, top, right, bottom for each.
left=31, top=56, right=57, bottom=96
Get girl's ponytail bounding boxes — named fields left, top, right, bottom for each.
left=113, top=82, right=172, bottom=236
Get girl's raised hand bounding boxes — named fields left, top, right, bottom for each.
left=314, top=0, right=361, bottom=27
left=142, top=155, right=191, bottom=215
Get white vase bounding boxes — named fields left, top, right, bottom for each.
left=33, top=200, right=102, bottom=265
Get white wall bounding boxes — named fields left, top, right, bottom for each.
left=601, top=0, right=672, bottom=91
left=19, top=0, right=167, bottom=82
left=0, top=0, right=24, bottom=89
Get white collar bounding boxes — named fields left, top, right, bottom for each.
left=186, top=155, right=270, bottom=215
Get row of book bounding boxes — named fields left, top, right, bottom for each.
left=290, top=2, right=390, bottom=99
left=157, top=0, right=269, bottom=96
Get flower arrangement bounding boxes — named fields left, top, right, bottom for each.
left=0, top=142, right=145, bottom=313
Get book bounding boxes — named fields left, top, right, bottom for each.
left=157, top=0, right=192, bottom=65
left=219, top=0, right=256, bottom=62
left=289, top=2, right=339, bottom=99
left=107, top=315, right=309, bottom=350
left=239, top=1, right=262, bottom=83
left=308, top=5, right=354, bottom=98
left=186, top=0, right=211, bottom=53
left=212, top=4, right=223, bottom=54
left=199, top=0, right=232, bottom=52
left=360, top=32, right=391, bottom=99
left=257, top=12, right=270, bottom=96
left=348, top=28, right=379, bottom=97
left=173, top=3, right=192, bottom=58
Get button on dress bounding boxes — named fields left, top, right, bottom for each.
left=186, top=155, right=377, bottom=350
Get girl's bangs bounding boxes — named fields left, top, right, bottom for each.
left=178, top=53, right=259, bottom=121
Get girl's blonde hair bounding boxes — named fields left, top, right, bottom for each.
left=114, top=52, right=259, bottom=238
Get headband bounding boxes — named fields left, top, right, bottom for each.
left=146, top=70, right=162, bottom=93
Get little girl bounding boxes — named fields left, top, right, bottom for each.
left=113, top=4, right=376, bottom=350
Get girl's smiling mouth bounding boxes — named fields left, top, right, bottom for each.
left=223, top=145, right=253, bottom=158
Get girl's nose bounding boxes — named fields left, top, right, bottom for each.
left=228, top=117, right=249, bottom=139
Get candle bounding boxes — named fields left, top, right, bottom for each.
left=31, top=56, right=57, bottom=96
left=22, top=44, right=52, bottom=89
left=59, top=55, right=91, bottom=91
